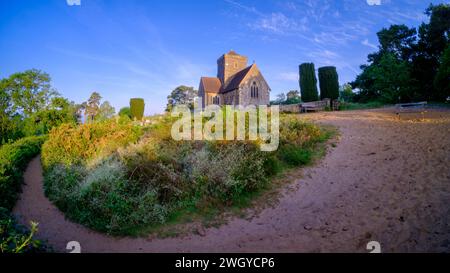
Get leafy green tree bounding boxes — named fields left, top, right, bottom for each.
left=2, top=69, right=58, bottom=117
left=339, top=84, right=354, bottom=102
left=355, top=53, right=411, bottom=103
left=118, top=107, right=132, bottom=118
left=84, top=92, right=102, bottom=123
left=21, top=97, right=78, bottom=136
left=285, top=90, right=301, bottom=104
left=299, top=63, right=319, bottom=102
left=96, top=101, right=116, bottom=121
left=0, top=69, right=65, bottom=141
left=411, top=3, right=450, bottom=101
left=0, top=82, right=14, bottom=143
left=130, top=98, right=145, bottom=121
left=434, top=45, right=450, bottom=100
left=166, top=85, right=198, bottom=111
left=369, top=25, right=416, bottom=63
left=318, top=66, right=339, bottom=102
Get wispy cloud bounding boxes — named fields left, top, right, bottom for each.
left=366, top=0, right=382, bottom=6
left=361, top=38, right=378, bottom=50
left=251, top=12, right=308, bottom=34
left=223, top=0, right=263, bottom=16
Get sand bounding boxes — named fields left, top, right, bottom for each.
left=12, top=108, right=450, bottom=253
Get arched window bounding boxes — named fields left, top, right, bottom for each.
left=251, top=82, right=258, bottom=98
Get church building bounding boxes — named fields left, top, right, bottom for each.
left=198, top=51, right=270, bottom=107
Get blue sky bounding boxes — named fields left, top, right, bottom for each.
left=0, top=0, right=437, bottom=114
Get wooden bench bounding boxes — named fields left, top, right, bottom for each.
left=301, top=99, right=330, bottom=113
left=395, top=101, right=427, bottom=118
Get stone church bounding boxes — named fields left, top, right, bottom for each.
left=198, top=51, right=270, bottom=107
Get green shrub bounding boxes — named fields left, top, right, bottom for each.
left=41, top=119, right=142, bottom=168
left=299, top=63, right=319, bottom=102
left=0, top=136, right=47, bottom=253
left=130, top=98, right=145, bottom=121
left=187, top=142, right=269, bottom=202
left=279, top=145, right=312, bottom=166
left=44, top=158, right=167, bottom=235
left=118, top=107, right=132, bottom=118
left=0, top=208, right=47, bottom=253
left=0, top=135, right=46, bottom=210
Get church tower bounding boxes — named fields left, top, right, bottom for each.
left=217, top=50, right=248, bottom=85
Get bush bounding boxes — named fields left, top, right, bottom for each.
left=279, top=145, right=312, bottom=166
left=0, top=135, right=47, bottom=210
left=0, top=136, right=47, bottom=253
left=130, top=98, right=145, bottom=121
left=41, top=119, right=142, bottom=168
left=187, top=142, right=269, bottom=202
left=0, top=208, right=47, bottom=253
left=42, top=113, right=330, bottom=235
left=44, top=158, right=167, bottom=235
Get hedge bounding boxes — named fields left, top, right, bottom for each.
left=130, top=98, right=145, bottom=121
left=0, top=136, right=47, bottom=210
left=319, top=66, right=339, bottom=101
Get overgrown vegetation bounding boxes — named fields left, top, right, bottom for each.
left=41, top=114, right=331, bottom=235
left=0, top=208, right=47, bottom=253
left=0, top=136, right=47, bottom=253
left=0, top=136, right=47, bottom=210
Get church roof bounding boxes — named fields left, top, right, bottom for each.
left=200, top=77, right=222, bottom=94
left=221, top=64, right=255, bottom=93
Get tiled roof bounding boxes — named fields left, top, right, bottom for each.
left=200, top=77, right=222, bottom=93
left=221, top=64, right=254, bottom=93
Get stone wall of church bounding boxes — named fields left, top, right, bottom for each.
left=238, top=75, right=270, bottom=106
left=220, top=90, right=238, bottom=105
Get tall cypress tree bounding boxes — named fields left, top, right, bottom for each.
left=318, top=66, right=339, bottom=101
left=299, top=63, right=319, bottom=102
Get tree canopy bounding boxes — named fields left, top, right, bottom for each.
left=166, top=85, right=198, bottom=111
left=0, top=69, right=78, bottom=143
left=352, top=3, right=450, bottom=103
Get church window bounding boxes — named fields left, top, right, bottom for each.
left=251, top=82, right=258, bottom=98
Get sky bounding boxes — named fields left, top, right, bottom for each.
left=0, top=0, right=438, bottom=114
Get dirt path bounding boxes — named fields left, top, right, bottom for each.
left=13, top=108, right=450, bottom=253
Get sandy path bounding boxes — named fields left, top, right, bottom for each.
left=13, top=108, right=450, bottom=253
